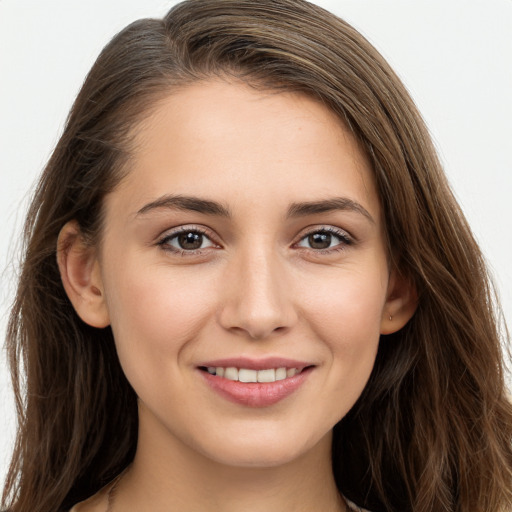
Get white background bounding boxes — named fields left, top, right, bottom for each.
left=1, top=0, right=511, bottom=488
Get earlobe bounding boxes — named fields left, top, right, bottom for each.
left=57, top=221, right=110, bottom=328
left=380, top=270, right=418, bottom=335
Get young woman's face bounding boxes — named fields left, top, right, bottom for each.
left=95, top=80, right=398, bottom=468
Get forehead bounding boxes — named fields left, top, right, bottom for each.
left=110, top=79, right=379, bottom=221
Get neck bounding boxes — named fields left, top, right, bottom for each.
left=114, top=406, right=346, bottom=512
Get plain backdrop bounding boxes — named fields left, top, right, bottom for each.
left=1, top=0, right=511, bottom=489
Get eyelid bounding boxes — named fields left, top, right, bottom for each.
left=293, top=225, right=354, bottom=252
left=156, top=225, right=221, bottom=253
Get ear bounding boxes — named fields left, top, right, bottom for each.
left=57, top=220, right=110, bottom=328
left=380, top=269, right=417, bottom=335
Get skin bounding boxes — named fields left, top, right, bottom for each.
left=59, top=80, right=415, bottom=512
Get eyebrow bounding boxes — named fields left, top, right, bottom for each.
left=287, top=197, right=375, bottom=224
left=136, top=194, right=231, bottom=217
left=135, top=194, right=374, bottom=224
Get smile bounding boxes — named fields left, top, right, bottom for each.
left=201, top=366, right=300, bottom=382
left=197, top=359, right=315, bottom=407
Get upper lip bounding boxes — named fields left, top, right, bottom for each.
left=198, top=357, right=314, bottom=372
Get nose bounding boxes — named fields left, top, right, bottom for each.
left=217, top=247, right=297, bottom=340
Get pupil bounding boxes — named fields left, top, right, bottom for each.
left=309, top=232, right=331, bottom=249
left=178, top=232, right=202, bottom=250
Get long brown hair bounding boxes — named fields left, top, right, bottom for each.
left=3, top=1, right=511, bottom=510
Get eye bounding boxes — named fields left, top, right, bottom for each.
left=296, top=228, right=352, bottom=251
left=159, top=228, right=216, bottom=253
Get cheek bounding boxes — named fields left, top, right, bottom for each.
left=303, top=265, right=387, bottom=342
left=299, top=266, right=387, bottom=404
left=102, top=262, right=217, bottom=367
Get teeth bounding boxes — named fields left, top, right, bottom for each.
left=206, top=366, right=301, bottom=382
left=239, top=369, right=257, bottom=382
left=275, top=367, right=287, bottom=381
left=257, top=369, right=275, bottom=383
left=224, top=367, right=238, bottom=381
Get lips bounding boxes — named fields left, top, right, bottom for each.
left=197, top=357, right=314, bottom=407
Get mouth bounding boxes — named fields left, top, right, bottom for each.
left=198, top=365, right=312, bottom=383
left=197, top=359, right=315, bottom=407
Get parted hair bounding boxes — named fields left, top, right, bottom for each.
left=3, top=1, right=512, bottom=511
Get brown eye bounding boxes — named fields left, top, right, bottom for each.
left=160, top=229, right=215, bottom=252
left=308, top=232, right=332, bottom=249
left=297, top=228, right=352, bottom=251
left=177, top=231, right=204, bottom=250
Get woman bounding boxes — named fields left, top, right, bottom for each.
left=2, top=0, right=511, bottom=511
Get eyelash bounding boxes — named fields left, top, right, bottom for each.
left=156, top=225, right=353, bottom=256
left=157, top=226, right=217, bottom=256
left=294, top=226, right=353, bottom=254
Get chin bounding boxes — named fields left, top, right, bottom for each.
left=206, top=445, right=308, bottom=469
left=195, top=425, right=331, bottom=469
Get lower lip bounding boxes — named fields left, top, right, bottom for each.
left=199, top=368, right=313, bottom=407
